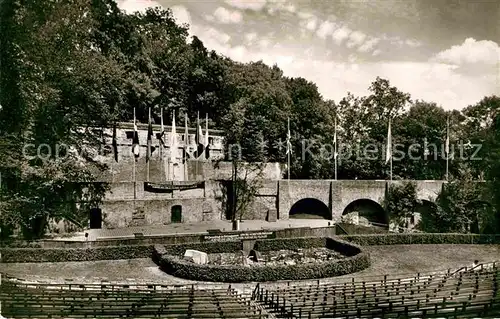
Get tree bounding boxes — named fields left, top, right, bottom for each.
left=421, top=176, right=490, bottom=233
left=0, top=0, right=127, bottom=239
left=485, top=111, right=500, bottom=232
left=335, top=78, right=412, bottom=180
left=461, top=96, right=500, bottom=180
left=395, top=101, right=448, bottom=180
left=219, top=161, right=265, bottom=222
left=384, top=181, right=420, bottom=231
left=220, top=98, right=266, bottom=225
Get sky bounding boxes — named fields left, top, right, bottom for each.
left=116, top=0, right=500, bottom=110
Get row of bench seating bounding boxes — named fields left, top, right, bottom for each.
left=252, top=262, right=500, bottom=318
left=0, top=280, right=272, bottom=318
left=1, top=262, right=499, bottom=318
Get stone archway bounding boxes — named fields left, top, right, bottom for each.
left=342, top=199, right=387, bottom=227
left=289, top=198, right=330, bottom=220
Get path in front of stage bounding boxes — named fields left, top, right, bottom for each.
left=52, top=219, right=334, bottom=241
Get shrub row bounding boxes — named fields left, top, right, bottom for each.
left=0, top=241, right=242, bottom=263
left=1, top=245, right=154, bottom=263
left=154, top=237, right=370, bottom=282
left=339, top=233, right=500, bottom=246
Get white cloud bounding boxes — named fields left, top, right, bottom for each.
left=214, top=42, right=493, bottom=109
left=213, top=7, right=243, bottom=24
left=170, top=5, right=191, bottom=25
left=297, top=11, right=314, bottom=19
left=258, top=38, right=271, bottom=49
left=267, top=0, right=295, bottom=14
left=332, top=26, right=351, bottom=46
left=358, top=37, right=380, bottom=53
left=225, top=0, right=266, bottom=11
left=316, top=21, right=336, bottom=39
left=191, top=25, right=232, bottom=53
left=346, top=31, right=366, bottom=48
left=245, top=32, right=258, bottom=43
left=279, top=59, right=494, bottom=110
left=285, top=4, right=296, bottom=13
left=116, top=0, right=161, bottom=13
left=305, top=18, right=317, bottom=31
left=432, top=38, right=500, bottom=66
left=405, top=39, right=421, bottom=48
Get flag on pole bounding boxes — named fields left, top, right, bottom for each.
left=146, top=107, right=153, bottom=162
left=204, top=113, right=210, bottom=160
left=132, top=108, right=140, bottom=160
left=385, top=118, right=392, bottom=164
left=112, top=123, right=118, bottom=162
left=160, top=107, right=164, bottom=135
left=183, top=113, right=189, bottom=163
left=157, top=107, right=165, bottom=147
left=286, top=117, right=292, bottom=155
left=171, top=110, right=178, bottom=162
left=195, top=112, right=204, bottom=159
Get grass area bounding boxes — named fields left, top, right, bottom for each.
left=1, top=244, right=498, bottom=286
left=356, top=244, right=500, bottom=276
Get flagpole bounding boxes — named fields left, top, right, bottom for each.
left=386, top=117, right=392, bottom=182
left=446, top=115, right=449, bottom=181
left=164, top=108, right=170, bottom=181
left=133, top=107, right=137, bottom=199
left=334, top=116, right=337, bottom=181
left=196, top=111, right=199, bottom=180
left=184, top=114, right=189, bottom=181
left=147, top=107, right=151, bottom=182
left=287, top=117, right=291, bottom=181
left=172, top=110, right=176, bottom=181
left=111, top=151, right=115, bottom=183
left=111, top=125, right=115, bottom=183
left=205, top=113, right=209, bottom=162
left=390, top=150, right=393, bottom=182
left=390, top=117, right=393, bottom=182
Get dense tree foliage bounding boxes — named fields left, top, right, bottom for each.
left=384, top=182, right=419, bottom=231
left=0, top=0, right=499, bottom=237
left=420, top=176, right=494, bottom=234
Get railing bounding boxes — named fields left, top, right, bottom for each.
left=251, top=262, right=499, bottom=318
left=253, top=261, right=498, bottom=291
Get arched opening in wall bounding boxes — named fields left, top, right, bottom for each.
left=89, top=208, right=102, bottom=229
left=342, top=199, right=387, bottom=228
left=289, top=198, right=330, bottom=220
left=171, top=205, right=182, bottom=223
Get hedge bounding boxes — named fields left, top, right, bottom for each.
left=1, top=245, right=154, bottom=263
left=1, top=240, right=243, bottom=263
left=339, top=233, right=500, bottom=246
left=154, top=237, right=370, bottom=282
left=4, top=232, right=498, bottom=263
